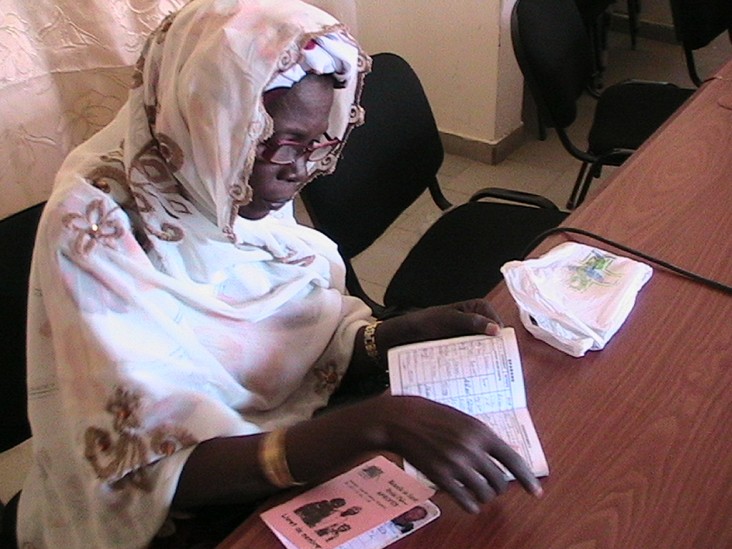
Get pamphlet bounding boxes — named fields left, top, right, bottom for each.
left=261, top=455, right=439, bottom=549
left=387, top=327, right=549, bottom=480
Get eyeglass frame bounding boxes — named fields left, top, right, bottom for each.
left=256, top=134, right=340, bottom=166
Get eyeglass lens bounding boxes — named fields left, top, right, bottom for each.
left=267, top=138, right=337, bottom=164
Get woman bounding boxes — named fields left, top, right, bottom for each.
left=17, top=0, right=542, bottom=547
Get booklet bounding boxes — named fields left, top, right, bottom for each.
left=387, top=327, right=549, bottom=481
left=261, top=455, right=440, bottom=549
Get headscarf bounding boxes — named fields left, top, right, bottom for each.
left=129, top=0, right=367, bottom=233
left=19, top=1, right=374, bottom=547
left=59, top=0, right=371, bottom=323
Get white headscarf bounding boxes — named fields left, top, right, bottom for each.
left=127, top=0, right=366, bottom=233
left=58, top=0, right=371, bottom=323
left=19, top=1, right=373, bottom=547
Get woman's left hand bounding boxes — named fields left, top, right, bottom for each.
left=377, top=298, right=503, bottom=353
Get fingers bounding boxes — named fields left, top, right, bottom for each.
left=437, top=299, right=502, bottom=336
left=447, top=306, right=501, bottom=337
left=473, top=457, right=510, bottom=497
left=441, top=453, right=540, bottom=514
left=388, top=299, right=503, bottom=346
left=490, top=441, right=543, bottom=498
left=428, top=450, right=516, bottom=513
left=439, top=476, right=490, bottom=514
left=479, top=316, right=501, bottom=336
left=454, top=298, right=503, bottom=327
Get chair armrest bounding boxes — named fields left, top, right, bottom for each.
left=617, top=78, right=674, bottom=86
left=469, top=187, right=561, bottom=210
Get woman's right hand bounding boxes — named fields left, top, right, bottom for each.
left=175, top=392, right=542, bottom=512
left=361, top=394, right=543, bottom=513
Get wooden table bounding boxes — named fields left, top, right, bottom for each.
left=219, top=60, right=732, bottom=549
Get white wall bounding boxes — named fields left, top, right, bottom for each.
left=355, top=0, right=522, bottom=146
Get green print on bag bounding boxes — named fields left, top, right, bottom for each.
left=567, top=250, right=621, bottom=292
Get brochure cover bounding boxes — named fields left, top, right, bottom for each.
left=261, top=455, right=437, bottom=549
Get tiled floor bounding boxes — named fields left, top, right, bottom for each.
left=296, top=30, right=731, bottom=305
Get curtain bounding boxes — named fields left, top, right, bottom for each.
left=0, top=0, right=187, bottom=219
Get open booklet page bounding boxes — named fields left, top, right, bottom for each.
left=261, top=455, right=438, bottom=549
left=388, top=327, right=549, bottom=479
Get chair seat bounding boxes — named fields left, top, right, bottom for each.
left=383, top=201, right=568, bottom=310
left=588, top=82, right=695, bottom=155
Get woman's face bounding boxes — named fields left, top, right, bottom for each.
left=238, top=75, right=335, bottom=220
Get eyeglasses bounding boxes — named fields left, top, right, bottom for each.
left=257, top=134, right=340, bottom=166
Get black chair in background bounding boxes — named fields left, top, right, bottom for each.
left=511, top=0, right=694, bottom=210
left=0, top=202, right=44, bottom=454
left=532, top=0, right=640, bottom=140
left=575, top=0, right=641, bottom=87
left=301, top=53, right=567, bottom=318
left=575, top=0, right=615, bottom=91
left=670, top=0, right=732, bottom=87
left=625, top=0, right=640, bottom=49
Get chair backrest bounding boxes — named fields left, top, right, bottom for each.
left=511, top=0, right=595, bottom=129
left=670, top=0, right=731, bottom=85
left=300, top=52, right=444, bottom=260
left=573, top=0, right=614, bottom=23
left=670, top=0, right=730, bottom=50
left=0, top=203, right=44, bottom=452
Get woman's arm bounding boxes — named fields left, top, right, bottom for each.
left=173, top=299, right=541, bottom=514
left=171, top=400, right=376, bottom=509
left=173, top=393, right=541, bottom=514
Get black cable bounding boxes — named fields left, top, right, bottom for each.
left=521, top=226, right=732, bottom=295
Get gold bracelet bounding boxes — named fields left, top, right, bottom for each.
left=259, top=428, right=305, bottom=489
left=364, top=320, right=382, bottom=363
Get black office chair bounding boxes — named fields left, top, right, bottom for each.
left=670, top=0, right=732, bottom=87
left=0, top=202, right=44, bottom=454
left=301, top=53, right=567, bottom=318
left=575, top=0, right=615, bottom=91
left=511, top=0, right=694, bottom=210
left=574, top=0, right=641, bottom=86
left=0, top=202, right=43, bottom=545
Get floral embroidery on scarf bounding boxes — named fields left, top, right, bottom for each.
left=131, top=52, right=146, bottom=89
left=155, top=133, right=184, bottom=171
left=284, top=254, right=315, bottom=267
left=129, top=139, right=182, bottom=186
left=85, top=164, right=127, bottom=194
left=271, top=249, right=316, bottom=267
left=126, top=138, right=191, bottom=241
left=157, top=222, right=185, bottom=241
left=313, top=362, right=341, bottom=394
left=155, top=12, right=177, bottom=44
left=131, top=12, right=177, bottom=89
left=84, top=387, right=197, bottom=492
left=145, top=104, right=158, bottom=127
left=62, top=199, right=125, bottom=256
left=276, top=41, right=301, bottom=73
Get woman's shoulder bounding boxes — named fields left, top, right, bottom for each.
left=40, top=161, right=138, bottom=264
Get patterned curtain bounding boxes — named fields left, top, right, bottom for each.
left=0, top=0, right=187, bottom=218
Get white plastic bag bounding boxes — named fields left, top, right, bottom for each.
left=501, top=242, right=652, bottom=357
